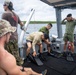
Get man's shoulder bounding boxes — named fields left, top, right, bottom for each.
left=0, top=49, right=16, bottom=63
left=3, top=11, right=17, bottom=16
left=3, top=11, right=11, bottom=14
left=33, top=32, right=43, bottom=35
left=39, top=26, right=46, bottom=30
left=2, top=11, right=12, bottom=16
left=36, top=32, right=43, bottom=36
left=41, top=26, right=46, bottom=28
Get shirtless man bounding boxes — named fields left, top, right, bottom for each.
left=0, top=19, right=47, bottom=75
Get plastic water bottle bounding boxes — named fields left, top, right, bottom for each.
left=67, top=42, right=71, bottom=50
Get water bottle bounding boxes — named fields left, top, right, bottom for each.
left=67, top=42, right=71, bottom=50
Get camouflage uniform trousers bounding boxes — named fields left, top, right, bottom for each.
left=5, top=40, right=23, bottom=66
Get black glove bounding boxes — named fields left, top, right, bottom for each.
left=20, top=25, right=27, bottom=31
left=20, top=25, right=24, bottom=30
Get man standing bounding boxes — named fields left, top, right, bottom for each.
left=62, top=14, right=76, bottom=55
left=0, top=19, right=47, bottom=75
left=39, top=23, right=52, bottom=55
left=2, top=1, right=24, bottom=65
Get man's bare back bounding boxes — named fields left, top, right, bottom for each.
left=0, top=48, right=20, bottom=75
left=0, top=47, right=43, bottom=75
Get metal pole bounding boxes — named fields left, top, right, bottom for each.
left=55, top=8, right=62, bottom=38
left=18, top=9, right=35, bottom=47
left=18, top=9, right=35, bottom=59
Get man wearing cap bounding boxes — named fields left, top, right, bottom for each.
left=39, top=23, right=52, bottom=56
left=62, top=13, right=76, bottom=56
left=0, top=19, right=47, bottom=75
left=1, top=1, right=24, bottom=65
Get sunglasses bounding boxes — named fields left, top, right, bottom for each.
left=3, top=4, right=7, bottom=6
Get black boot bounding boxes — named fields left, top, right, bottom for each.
left=62, top=52, right=67, bottom=57
left=47, top=52, right=54, bottom=56
left=24, top=56, right=31, bottom=62
left=39, top=53, right=47, bottom=61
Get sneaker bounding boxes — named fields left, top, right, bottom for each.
left=42, top=69, right=47, bottom=75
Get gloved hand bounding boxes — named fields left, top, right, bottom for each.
left=20, top=25, right=24, bottom=30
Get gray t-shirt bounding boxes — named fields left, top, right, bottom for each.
left=2, top=11, right=21, bottom=40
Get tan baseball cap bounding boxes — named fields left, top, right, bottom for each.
left=3, top=1, right=14, bottom=10
left=0, top=19, right=16, bottom=37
